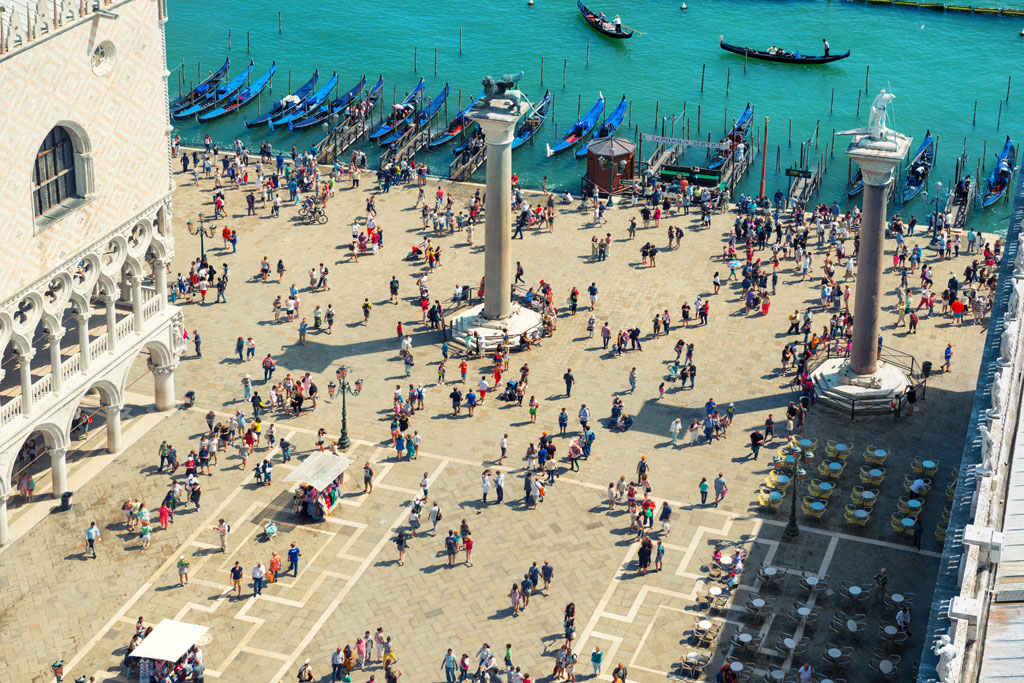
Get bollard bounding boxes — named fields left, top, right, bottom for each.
left=563, top=59, right=567, bottom=88
left=655, top=100, right=659, bottom=128
left=1008, top=75, right=1012, bottom=102
left=788, top=118, right=792, bottom=146
left=830, top=129, right=835, bottom=158
left=697, top=104, right=701, bottom=133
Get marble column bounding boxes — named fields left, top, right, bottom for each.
left=46, top=331, right=64, bottom=393
left=842, top=128, right=912, bottom=376
left=153, top=258, right=169, bottom=311
left=130, top=274, right=144, bottom=332
left=0, top=492, right=9, bottom=546
left=151, top=361, right=178, bottom=411
left=104, top=404, right=123, bottom=453
left=18, top=347, right=35, bottom=415
left=469, top=109, right=522, bottom=321
left=102, top=294, right=117, bottom=351
left=75, top=312, right=91, bottom=372
left=50, top=446, right=68, bottom=497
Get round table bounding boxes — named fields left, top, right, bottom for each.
left=922, top=459, right=936, bottom=470
left=861, top=491, right=876, bottom=502
left=770, top=671, right=785, bottom=681
left=797, top=606, right=812, bottom=617
left=763, top=567, right=778, bottom=577
left=854, top=509, right=869, bottom=520
left=775, top=475, right=790, bottom=486
left=730, top=661, right=744, bottom=673
left=728, top=260, right=741, bottom=269
left=684, top=651, right=700, bottom=662
left=883, top=625, right=898, bottom=636
left=901, top=517, right=915, bottom=530
left=869, top=468, right=883, bottom=478
left=737, top=633, right=752, bottom=644
left=828, top=462, right=842, bottom=473
left=890, top=593, right=905, bottom=604
left=879, top=659, right=894, bottom=674
left=835, top=443, right=849, bottom=452
left=709, top=586, right=723, bottom=597
left=819, top=482, right=834, bottom=493
left=846, top=619, right=859, bottom=633
left=698, top=620, right=712, bottom=630
left=907, top=499, right=923, bottom=510
left=810, top=501, right=826, bottom=512
left=873, top=449, right=888, bottom=459
left=799, top=438, right=813, bottom=448
left=784, top=454, right=796, bottom=465
left=827, top=647, right=842, bottom=659
left=750, top=598, right=766, bottom=609
left=805, top=576, right=819, bottom=587
left=848, top=585, right=863, bottom=596
left=769, top=491, right=783, bottom=501
left=783, top=638, right=797, bottom=650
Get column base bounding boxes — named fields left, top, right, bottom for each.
left=810, top=359, right=912, bottom=414
left=450, top=303, right=544, bottom=352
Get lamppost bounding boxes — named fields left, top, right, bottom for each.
left=186, top=213, right=217, bottom=261
left=784, top=451, right=807, bottom=538
left=337, top=365, right=363, bottom=450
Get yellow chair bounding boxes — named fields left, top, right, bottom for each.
left=942, top=505, right=951, bottom=524
left=833, top=448, right=849, bottom=463
left=858, top=466, right=874, bottom=485
left=818, top=461, right=833, bottom=478
left=923, top=460, right=939, bottom=477
left=936, top=521, right=947, bottom=542
left=802, top=497, right=826, bottom=520
left=890, top=513, right=905, bottom=534
left=861, top=489, right=879, bottom=509
left=844, top=505, right=868, bottom=526
left=808, top=479, right=833, bottom=500
left=757, top=490, right=773, bottom=509
left=910, top=457, right=924, bottom=475
left=824, top=440, right=838, bottom=457
left=851, top=486, right=865, bottom=505
left=946, top=482, right=956, bottom=502
left=864, top=449, right=888, bottom=466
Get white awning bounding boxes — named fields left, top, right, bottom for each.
left=129, top=619, right=208, bottom=661
left=284, top=452, right=352, bottom=491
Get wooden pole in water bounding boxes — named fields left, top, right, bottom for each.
left=830, top=128, right=835, bottom=158
left=540, top=57, right=544, bottom=86
left=458, top=88, right=461, bottom=111
left=973, top=101, right=977, bottom=126
left=744, top=50, right=748, bottom=73
left=434, top=48, right=437, bottom=77
left=586, top=38, right=590, bottom=66
left=288, top=70, right=291, bottom=91
left=865, top=65, right=869, bottom=93
left=848, top=158, right=852, bottom=184
left=278, top=11, right=281, bottom=32
left=982, top=139, right=987, bottom=173
left=227, top=29, right=231, bottom=50
left=759, top=117, right=769, bottom=198
left=726, top=68, right=730, bottom=97
left=788, top=118, right=791, bottom=146
left=697, top=105, right=701, bottom=133
left=578, top=93, right=581, bottom=119
left=776, top=144, right=781, bottom=172
left=671, top=115, right=676, bottom=137
left=1007, top=75, right=1012, bottom=102
left=856, top=91, right=861, bottom=118
left=628, top=100, right=632, bottom=127
left=830, top=88, right=834, bottom=114
left=814, top=120, right=819, bottom=149
left=460, top=26, right=463, bottom=55
left=997, top=101, right=1002, bottom=129
left=414, top=47, right=417, bottom=73
left=247, top=31, right=250, bottom=53
left=700, top=64, right=705, bottom=93
left=563, top=60, right=567, bottom=88
left=655, top=100, right=659, bottom=128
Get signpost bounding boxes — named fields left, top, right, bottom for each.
left=785, top=168, right=812, bottom=179
left=642, top=133, right=729, bottom=150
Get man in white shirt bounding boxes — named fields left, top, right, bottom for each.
left=495, top=470, right=505, bottom=504
left=252, top=561, right=266, bottom=596
left=420, top=473, right=430, bottom=498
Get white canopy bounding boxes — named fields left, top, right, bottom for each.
left=129, top=619, right=208, bottom=661
left=284, top=452, right=352, bottom=491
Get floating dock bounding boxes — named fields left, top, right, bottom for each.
left=848, top=0, right=1024, bottom=16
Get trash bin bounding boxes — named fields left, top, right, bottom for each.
left=184, top=390, right=196, bottom=408
left=60, top=491, right=73, bottom=511
left=800, top=395, right=810, bottom=410
left=922, top=361, right=933, bottom=378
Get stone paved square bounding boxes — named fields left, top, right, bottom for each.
left=1, top=161, right=991, bottom=682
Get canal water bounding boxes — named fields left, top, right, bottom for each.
left=166, top=0, right=1023, bottom=234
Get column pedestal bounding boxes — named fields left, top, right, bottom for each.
left=105, top=405, right=123, bottom=453
left=152, top=362, right=177, bottom=411
left=51, top=447, right=68, bottom=497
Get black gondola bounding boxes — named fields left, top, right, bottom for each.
left=719, top=39, right=850, bottom=64
left=577, top=1, right=634, bottom=39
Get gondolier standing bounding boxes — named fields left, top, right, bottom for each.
left=613, top=15, right=622, bottom=33
left=822, top=38, right=830, bottom=56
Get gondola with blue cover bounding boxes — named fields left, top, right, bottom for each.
left=243, top=70, right=319, bottom=128
left=173, top=60, right=255, bottom=120
left=546, top=93, right=605, bottom=157
left=511, top=91, right=552, bottom=150
left=369, top=79, right=426, bottom=141
left=708, top=103, right=753, bottom=170
left=575, top=95, right=628, bottom=159
left=982, top=136, right=1016, bottom=209
left=289, top=75, right=380, bottom=131
left=170, top=58, right=230, bottom=114
left=900, top=131, right=935, bottom=202
left=197, top=63, right=277, bottom=123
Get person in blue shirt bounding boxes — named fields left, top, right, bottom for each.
left=287, top=542, right=301, bottom=575
left=942, top=343, right=953, bottom=372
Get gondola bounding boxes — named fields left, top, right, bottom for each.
left=708, top=103, right=753, bottom=169
left=429, top=92, right=482, bottom=149
left=719, top=39, right=850, bottom=64
left=170, top=58, right=230, bottom=114
left=243, top=70, right=319, bottom=128
left=511, top=91, right=552, bottom=150
left=172, top=60, right=254, bottom=120
left=379, top=83, right=449, bottom=146
left=901, top=131, right=935, bottom=202
left=982, top=136, right=1016, bottom=209
left=546, top=93, right=605, bottom=157
left=847, top=169, right=864, bottom=198
left=369, top=78, right=425, bottom=141
left=575, top=95, right=628, bottom=159
left=577, top=0, right=634, bottom=39
left=269, top=72, right=339, bottom=130
left=197, top=63, right=277, bottom=123
left=289, top=75, right=380, bottom=131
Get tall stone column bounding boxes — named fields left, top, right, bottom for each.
left=469, top=108, right=523, bottom=321
left=17, top=347, right=35, bottom=415
left=841, top=126, right=912, bottom=377
left=151, top=361, right=178, bottom=411
left=46, top=331, right=64, bottom=393
left=103, top=294, right=117, bottom=351
left=75, top=312, right=91, bottom=372
left=50, top=446, right=68, bottom=497
left=0, top=492, right=9, bottom=546
left=153, top=258, right=169, bottom=312
left=104, top=404, right=123, bottom=453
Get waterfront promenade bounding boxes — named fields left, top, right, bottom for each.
left=0, top=164, right=994, bottom=682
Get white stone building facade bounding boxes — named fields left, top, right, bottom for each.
left=0, top=0, right=181, bottom=545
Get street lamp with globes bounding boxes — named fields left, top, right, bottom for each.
left=336, top=364, right=363, bottom=450
left=186, top=213, right=217, bottom=261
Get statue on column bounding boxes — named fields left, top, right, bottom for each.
left=478, top=72, right=524, bottom=111
left=932, top=633, right=961, bottom=683
left=868, top=90, right=896, bottom=140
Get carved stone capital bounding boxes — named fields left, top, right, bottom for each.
left=102, top=404, right=123, bottom=418
left=148, top=360, right=179, bottom=376
left=45, top=331, right=65, bottom=345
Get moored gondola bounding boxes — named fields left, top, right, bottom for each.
left=173, top=60, right=254, bottom=120
left=511, top=91, right=552, bottom=151
left=197, top=63, right=277, bottom=123
left=546, top=93, right=605, bottom=157
left=289, top=76, right=380, bottom=131
left=244, top=70, right=319, bottom=128
left=170, top=58, right=230, bottom=113
left=369, top=78, right=426, bottom=141
left=429, top=92, right=483, bottom=149
left=982, top=136, right=1016, bottom=208
left=575, top=95, right=628, bottom=159
left=901, top=131, right=935, bottom=202
left=269, top=72, right=339, bottom=130
left=708, top=103, right=753, bottom=169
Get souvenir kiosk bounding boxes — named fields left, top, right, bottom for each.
left=129, top=619, right=209, bottom=682
left=284, top=453, right=352, bottom=521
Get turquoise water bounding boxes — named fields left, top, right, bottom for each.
left=166, top=0, right=1022, bottom=234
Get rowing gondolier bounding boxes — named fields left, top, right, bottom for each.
left=613, top=14, right=622, bottom=33
left=822, top=38, right=830, bottom=56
